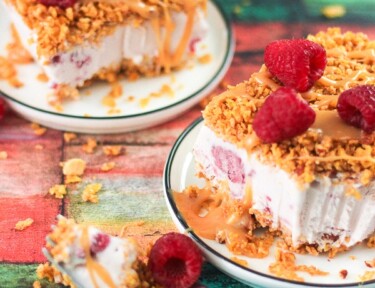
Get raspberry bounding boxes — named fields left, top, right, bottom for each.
left=148, top=233, right=203, bottom=288
left=337, top=85, right=375, bottom=133
left=253, top=87, right=316, bottom=143
left=212, top=146, right=245, bottom=184
left=90, top=233, right=110, bottom=254
left=39, top=0, right=76, bottom=9
left=265, top=39, right=327, bottom=92
left=0, top=98, right=5, bottom=120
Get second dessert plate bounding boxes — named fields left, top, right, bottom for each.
left=163, top=118, right=375, bottom=288
left=0, top=1, right=233, bottom=134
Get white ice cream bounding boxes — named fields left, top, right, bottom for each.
left=6, top=5, right=208, bottom=87
left=61, top=226, right=138, bottom=288
left=193, top=125, right=375, bottom=250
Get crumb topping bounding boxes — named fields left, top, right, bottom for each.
left=203, top=28, right=375, bottom=183
left=15, top=218, right=34, bottom=230
left=30, top=123, right=47, bottom=136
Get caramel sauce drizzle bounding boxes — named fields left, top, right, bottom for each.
left=173, top=184, right=253, bottom=241
left=81, top=227, right=117, bottom=288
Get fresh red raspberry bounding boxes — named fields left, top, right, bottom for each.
left=253, top=87, right=316, bottom=143
left=39, top=0, right=77, bottom=9
left=148, top=233, right=203, bottom=288
left=264, top=39, right=327, bottom=92
left=337, top=85, right=375, bottom=133
left=90, top=233, right=110, bottom=254
left=0, top=98, right=5, bottom=120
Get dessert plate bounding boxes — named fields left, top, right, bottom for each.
left=163, top=118, right=375, bottom=288
left=0, top=1, right=233, bottom=134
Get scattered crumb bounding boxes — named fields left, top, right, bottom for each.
left=139, top=84, right=174, bottom=108
left=84, top=90, right=92, bottom=96
left=321, top=5, right=346, bottom=19
left=52, top=103, right=64, bottom=112
left=108, top=82, right=123, bottom=99
left=127, top=96, right=135, bottom=102
left=62, top=158, right=86, bottom=176
left=102, top=95, right=116, bottom=108
left=82, top=183, right=102, bottom=203
left=103, top=145, right=123, bottom=156
left=107, top=108, right=122, bottom=115
left=34, top=144, right=44, bottom=150
left=15, top=218, right=34, bottom=231
left=350, top=255, right=357, bottom=260
left=101, top=162, right=116, bottom=172
left=83, top=113, right=91, bottom=118
left=82, top=137, right=97, bottom=154
left=49, top=185, right=67, bottom=199
left=0, top=56, right=23, bottom=88
left=0, top=151, right=8, bottom=160
left=32, top=281, right=41, bottom=288
left=64, top=175, right=82, bottom=184
left=30, top=123, right=47, bottom=136
left=231, top=257, right=248, bottom=267
left=358, top=271, right=375, bottom=282
left=365, top=259, right=375, bottom=268
left=36, top=73, right=49, bottom=82
left=269, top=249, right=329, bottom=282
left=339, top=269, right=348, bottom=279
left=63, top=132, right=77, bottom=143
left=198, top=53, right=212, bottom=64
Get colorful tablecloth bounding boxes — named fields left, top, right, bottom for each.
left=1, top=0, right=375, bottom=287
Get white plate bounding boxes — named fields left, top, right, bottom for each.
left=0, top=1, right=233, bottom=134
left=163, top=118, right=375, bottom=288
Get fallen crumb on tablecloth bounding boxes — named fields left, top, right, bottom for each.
left=64, top=175, right=82, bottom=184
left=49, top=184, right=67, bottom=199
left=34, top=144, right=44, bottom=150
left=31, top=123, right=47, bottom=136
left=82, top=137, right=97, bottom=154
left=63, top=132, right=77, bottom=143
left=101, top=162, right=116, bottom=172
left=15, top=218, right=34, bottom=231
left=62, top=158, right=86, bottom=176
left=0, top=151, right=8, bottom=160
left=82, top=183, right=102, bottom=203
left=103, top=145, right=123, bottom=156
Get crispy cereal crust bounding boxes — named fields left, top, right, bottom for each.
left=203, top=28, right=375, bottom=184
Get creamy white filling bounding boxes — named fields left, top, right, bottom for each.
left=63, top=227, right=138, bottom=288
left=6, top=5, right=208, bottom=87
left=193, top=125, right=375, bottom=249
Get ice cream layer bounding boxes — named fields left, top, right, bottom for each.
left=6, top=4, right=208, bottom=87
left=193, top=124, right=375, bottom=250
left=48, top=218, right=139, bottom=288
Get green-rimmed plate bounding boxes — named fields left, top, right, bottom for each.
left=0, top=1, right=233, bottom=133
left=163, top=118, right=375, bottom=288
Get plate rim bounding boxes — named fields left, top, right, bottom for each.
left=0, top=0, right=234, bottom=120
left=163, top=117, right=375, bottom=288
